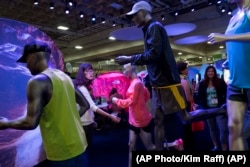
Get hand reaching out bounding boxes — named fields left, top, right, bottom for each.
left=192, top=103, right=198, bottom=111
left=115, top=56, right=132, bottom=65
left=110, top=114, right=121, bottom=123
left=111, top=97, right=118, bottom=103
left=109, top=95, right=116, bottom=102
left=208, top=33, right=226, bottom=44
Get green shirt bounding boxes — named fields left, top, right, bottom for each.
left=40, top=68, right=87, bottom=160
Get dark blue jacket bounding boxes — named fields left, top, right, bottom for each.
left=131, top=20, right=180, bottom=87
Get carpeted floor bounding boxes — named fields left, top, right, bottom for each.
left=89, top=117, right=216, bottom=167
left=89, top=122, right=129, bottom=167
left=35, top=114, right=250, bottom=167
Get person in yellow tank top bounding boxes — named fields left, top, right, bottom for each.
left=0, top=41, right=90, bottom=167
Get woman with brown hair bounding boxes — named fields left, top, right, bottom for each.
left=198, top=65, right=228, bottom=151
left=74, top=63, right=120, bottom=148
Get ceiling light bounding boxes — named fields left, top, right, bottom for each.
left=109, top=36, right=116, bottom=40
left=79, top=11, right=84, bottom=18
left=112, top=21, right=116, bottom=27
left=65, top=7, right=70, bottom=14
left=68, top=0, right=73, bottom=6
left=101, top=18, right=106, bottom=24
left=92, top=15, right=96, bottom=22
left=219, top=45, right=224, bottom=49
left=174, top=11, right=179, bottom=16
left=57, top=26, right=69, bottom=30
left=178, top=52, right=182, bottom=55
left=34, top=0, right=38, bottom=5
left=221, top=6, right=226, bottom=13
left=217, top=0, right=222, bottom=4
left=161, top=15, right=165, bottom=21
left=75, top=45, right=83, bottom=49
left=49, top=2, right=54, bottom=10
left=199, top=56, right=202, bottom=59
left=191, top=8, right=195, bottom=12
left=227, top=8, right=232, bottom=15
left=208, top=0, right=213, bottom=5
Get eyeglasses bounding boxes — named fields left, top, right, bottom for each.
left=85, top=70, right=94, bottom=73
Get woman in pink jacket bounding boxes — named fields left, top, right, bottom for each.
left=112, top=63, right=182, bottom=167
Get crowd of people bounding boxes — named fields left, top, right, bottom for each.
left=0, top=0, right=250, bottom=167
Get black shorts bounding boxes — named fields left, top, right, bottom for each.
left=152, top=84, right=187, bottom=115
left=129, top=121, right=152, bottom=135
left=227, top=84, right=250, bottom=103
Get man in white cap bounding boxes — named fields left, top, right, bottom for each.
left=115, top=1, right=186, bottom=151
left=115, top=0, right=228, bottom=151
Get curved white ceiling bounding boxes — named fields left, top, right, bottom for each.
left=110, top=26, right=143, bottom=41
left=164, top=23, right=196, bottom=36
left=174, top=35, right=208, bottom=45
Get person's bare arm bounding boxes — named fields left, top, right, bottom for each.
left=208, top=32, right=250, bottom=43
left=209, top=12, right=250, bottom=43
left=181, top=79, right=193, bottom=103
left=0, top=75, right=50, bottom=130
left=95, top=108, right=120, bottom=123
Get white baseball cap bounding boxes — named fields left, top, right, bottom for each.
left=126, top=1, right=152, bottom=15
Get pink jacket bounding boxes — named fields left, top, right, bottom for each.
left=115, top=78, right=152, bottom=127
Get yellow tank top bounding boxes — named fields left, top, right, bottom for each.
left=40, top=68, right=87, bottom=160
